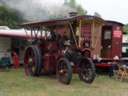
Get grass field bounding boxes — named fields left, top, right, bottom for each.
left=0, top=68, right=128, bottom=96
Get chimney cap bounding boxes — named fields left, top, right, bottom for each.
left=69, top=11, right=77, bottom=17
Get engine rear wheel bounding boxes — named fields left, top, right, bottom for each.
left=78, top=58, right=96, bottom=84
left=57, top=58, right=72, bottom=85
left=34, top=46, right=43, bottom=75
left=24, top=46, right=42, bottom=76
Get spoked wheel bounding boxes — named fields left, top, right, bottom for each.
left=57, top=58, right=72, bottom=85
left=24, top=46, right=42, bottom=76
left=78, top=58, right=96, bottom=84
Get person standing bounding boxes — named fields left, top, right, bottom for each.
left=12, top=52, right=19, bottom=69
left=2, top=50, right=11, bottom=70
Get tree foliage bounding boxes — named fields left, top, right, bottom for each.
left=0, top=5, right=24, bottom=28
left=124, top=24, right=128, bottom=34
left=68, top=0, right=76, bottom=8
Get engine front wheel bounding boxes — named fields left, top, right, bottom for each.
left=56, top=58, right=72, bottom=85
left=78, top=58, right=96, bottom=84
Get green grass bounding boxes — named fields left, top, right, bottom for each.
left=0, top=69, right=128, bottom=96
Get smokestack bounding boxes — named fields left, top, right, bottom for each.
left=69, top=11, right=77, bottom=17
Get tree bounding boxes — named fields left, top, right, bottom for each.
left=124, top=24, right=128, bottom=34
left=76, top=5, right=86, bottom=15
left=69, top=0, right=76, bottom=8
left=0, top=6, right=24, bottom=28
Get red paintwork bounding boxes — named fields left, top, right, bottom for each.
left=96, top=63, right=112, bottom=68
left=81, top=24, right=91, bottom=41
left=54, top=26, right=68, bottom=37
left=43, top=53, right=56, bottom=73
left=80, top=24, right=91, bottom=49
left=24, top=47, right=35, bottom=76
left=111, top=25, right=123, bottom=58
left=41, top=41, right=60, bottom=73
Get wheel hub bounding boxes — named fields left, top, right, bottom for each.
left=28, top=58, right=33, bottom=63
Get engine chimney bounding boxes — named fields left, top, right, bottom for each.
left=69, top=11, right=77, bottom=17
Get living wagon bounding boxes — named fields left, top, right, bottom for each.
left=96, top=20, right=124, bottom=71
left=101, top=20, right=123, bottom=59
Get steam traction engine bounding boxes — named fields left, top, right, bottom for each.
left=22, top=16, right=96, bottom=84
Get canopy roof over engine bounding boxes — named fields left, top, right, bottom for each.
left=21, top=15, right=104, bottom=28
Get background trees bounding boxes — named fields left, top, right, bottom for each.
left=124, top=24, right=128, bottom=34
left=0, top=6, right=24, bottom=28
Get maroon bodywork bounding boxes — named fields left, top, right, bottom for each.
left=41, top=41, right=59, bottom=73
left=22, top=15, right=97, bottom=84
left=22, top=14, right=124, bottom=82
